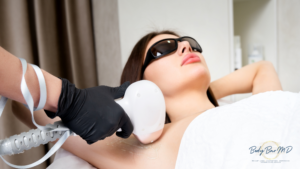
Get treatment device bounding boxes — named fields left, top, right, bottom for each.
left=0, top=58, right=166, bottom=168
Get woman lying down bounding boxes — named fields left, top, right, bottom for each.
left=12, top=30, right=300, bottom=169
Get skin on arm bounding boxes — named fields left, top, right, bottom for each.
left=210, top=61, right=283, bottom=100
left=0, top=46, right=61, bottom=112
left=11, top=101, right=61, bottom=129
left=252, top=61, right=282, bottom=95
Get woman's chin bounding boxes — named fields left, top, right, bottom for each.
left=184, top=64, right=208, bottom=77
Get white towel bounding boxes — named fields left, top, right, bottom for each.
left=175, top=90, right=300, bottom=169
left=46, top=148, right=96, bottom=169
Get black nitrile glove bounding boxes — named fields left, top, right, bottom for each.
left=45, top=78, right=133, bottom=145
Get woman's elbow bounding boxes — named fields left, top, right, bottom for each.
left=252, top=61, right=283, bottom=95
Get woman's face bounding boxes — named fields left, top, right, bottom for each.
left=142, top=34, right=211, bottom=97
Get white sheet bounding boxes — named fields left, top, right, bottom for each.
left=175, top=90, right=300, bottom=169
left=46, top=148, right=96, bottom=169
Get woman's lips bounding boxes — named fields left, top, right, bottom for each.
left=181, top=53, right=201, bottom=66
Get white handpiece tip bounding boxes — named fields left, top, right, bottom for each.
left=135, top=128, right=163, bottom=144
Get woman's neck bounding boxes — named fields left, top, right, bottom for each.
left=165, top=90, right=215, bottom=123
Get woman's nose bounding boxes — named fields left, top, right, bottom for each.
left=177, top=41, right=192, bottom=56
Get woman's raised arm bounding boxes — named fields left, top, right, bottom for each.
left=210, top=61, right=282, bottom=100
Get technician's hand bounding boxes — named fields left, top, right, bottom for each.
left=45, top=78, right=133, bottom=145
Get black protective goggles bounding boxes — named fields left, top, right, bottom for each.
left=141, top=36, right=202, bottom=78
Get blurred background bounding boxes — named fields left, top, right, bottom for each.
left=0, top=0, right=299, bottom=168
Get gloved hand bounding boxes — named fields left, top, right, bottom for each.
left=45, top=78, right=133, bottom=145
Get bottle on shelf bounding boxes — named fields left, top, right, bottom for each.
left=248, top=44, right=264, bottom=64
left=234, top=35, right=242, bottom=71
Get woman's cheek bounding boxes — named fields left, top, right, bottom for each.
left=145, top=58, right=182, bottom=96
left=156, top=68, right=181, bottom=96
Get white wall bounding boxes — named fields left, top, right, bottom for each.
left=277, top=0, right=300, bottom=92
left=117, top=0, right=233, bottom=83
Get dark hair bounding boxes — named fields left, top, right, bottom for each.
left=120, top=30, right=219, bottom=124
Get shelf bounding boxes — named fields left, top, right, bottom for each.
left=233, top=0, right=277, bottom=69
